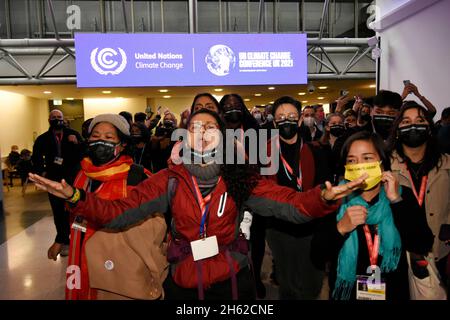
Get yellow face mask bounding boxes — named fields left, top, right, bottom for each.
left=344, top=161, right=382, bottom=191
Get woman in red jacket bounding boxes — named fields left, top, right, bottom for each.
left=30, top=109, right=367, bottom=300
left=67, top=114, right=151, bottom=300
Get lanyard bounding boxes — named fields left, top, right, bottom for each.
left=192, top=176, right=219, bottom=238
left=363, top=224, right=379, bottom=270
left=276, top=137, right=303, bottom=191
left=406, top=170, right=428, bottom=207
left=54, top=131, right=63, bottom=157
left=135, top=144, right=146, bottom=165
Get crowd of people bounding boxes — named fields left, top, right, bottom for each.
left=19, top=80, right=449, bottom=301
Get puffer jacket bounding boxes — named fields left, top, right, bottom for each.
left=70, top=163, right=339, bottom=289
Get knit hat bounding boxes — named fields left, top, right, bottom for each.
left=88, top=113, right=130, bottom=136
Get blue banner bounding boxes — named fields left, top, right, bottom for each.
left=75, top=33, right=307, bottom=87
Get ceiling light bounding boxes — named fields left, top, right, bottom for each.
left=163, top=95, right=171, bottom=99
left=318, top=86, right=328, bottom=90
left=102, top=90, right=112, bottom=94
left=66, top=97, right=74, bottom=100
left=268, top=87, right=275, bottom=90
left=254, top=93, right=262, bottom=97
left=43, top=91, right=52, bottom=94
left=269, top=101, right=274, bottom=104
left=318, top=97, right=325, bottom=100
left=158, top=89, right=169, bottom=93
left=298, top=92, right=306, bottom=96
left=214, top=88, right=223, bottom=92
left=369, top=84, right=376, bottom=88
left=302, top=100, right=308, bottom=103
left=244, top=98, right=251, bottom=102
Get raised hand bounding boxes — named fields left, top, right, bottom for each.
left=28, top=173, right=74, bottom=200
left=382, top=171, right=400, bottom=202
left=321, top=173, right=369, bottom=202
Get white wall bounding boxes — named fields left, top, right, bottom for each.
left=377, top=0, right=411, bottom=16
left=377, top=0, right=450, bottom=118
left=0, top=90, right=48, bottom=157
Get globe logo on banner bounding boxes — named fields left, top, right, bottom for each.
left=205, top=45, right=236, bottom=76
left=90, top=47, right=127, bottom=75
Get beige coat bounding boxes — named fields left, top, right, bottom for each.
left=85, top=214, right=169, bottom=300
left=391, top=151, right=450, bottom=260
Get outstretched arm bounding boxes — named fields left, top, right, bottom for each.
left=29, top=170, right=169, bottom=229
left=245, top=174, right=367, bottom=224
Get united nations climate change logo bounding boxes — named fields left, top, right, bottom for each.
left=90, top=47, right=127, bottom=75
left=205, top=45, right=236, bottom=76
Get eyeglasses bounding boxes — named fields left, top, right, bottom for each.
left=188, top=122, right=220, bottom=133
left=274, top=113, right=299, bottom=122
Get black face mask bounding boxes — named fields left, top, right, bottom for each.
left=276, top=120, right=298, bottom=140
left=87, top=140, right=120, bottom=166
left=398, top=124, right=430, bottom=148
left=373, top=115, right=396, bottom=140
left=156, top=124, right=174, bottom=137
left=50, top=119, right=65, bottom=130
left=224, top=109, right=243, bottom=124
left=329, top=124, right=346, bottom=138
left=163, top=120, right=175, bottom=129
left=360, top=112, right=372, bottom=122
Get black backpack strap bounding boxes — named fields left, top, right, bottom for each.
left=127, top=163, right=147, bottom=186
left=166, top=176, right=179, bottom=236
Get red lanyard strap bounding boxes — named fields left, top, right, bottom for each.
left=54, top=132, right=63, bottom=157
left=192, top=176, right=219, bottom=238
left=363, top=224, right=379, bottom=270
left=407, top=170, right=428, bottom=207
left=276, top=137, right=303, bottom=191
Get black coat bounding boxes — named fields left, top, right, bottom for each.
left=311, top=187, right=434, bottom=301
left=32, top=127, right=83, bottom=184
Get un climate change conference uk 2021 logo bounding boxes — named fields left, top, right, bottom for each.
left=205, top=45, right=236, bottom=76
left=90, top=47, right=127, bottom=75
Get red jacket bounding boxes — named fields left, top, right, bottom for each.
left=71, top=163, right=339, bottom=289
left=265, top=137, right=316, bottom=191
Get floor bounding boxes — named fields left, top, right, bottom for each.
left=0, top=185, right=67, bottom=300
left=0, top=180, right=328, bottom=300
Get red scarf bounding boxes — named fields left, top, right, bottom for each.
left=66, top=155, right=136, bottom=300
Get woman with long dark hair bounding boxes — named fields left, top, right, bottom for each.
left=219, top=94, right=259, bottom=131
left=30, top=109, right=367, bottom=300
left=389, top=101, right=449, bottom=290
left=219, top=93, right=265, bottom=297
left=312, top=131, right=435, bottom=300
left=191, top=93, right=220, bottom=114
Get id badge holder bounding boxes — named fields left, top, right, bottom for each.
left=190, top=235, right=219, bottom=261
left=54, top=157, right=64, bottom=165
left=356, top=274, right=386, bottom=300
left=71, top=216, right=87, bottom=233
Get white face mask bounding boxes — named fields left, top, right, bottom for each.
left=266, top=114, right=274, bottom=122
left=303, top=117, right=315, bottom=128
